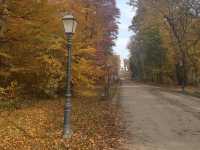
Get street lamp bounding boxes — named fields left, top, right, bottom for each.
left=105, top=64, right=111, bottom=97
left=62, top=14, right=77, bottom=138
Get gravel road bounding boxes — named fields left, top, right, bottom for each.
left=120, top=81, right=200, bottom=150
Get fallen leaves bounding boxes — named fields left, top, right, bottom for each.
left=0, top=96, right=124, bottom=150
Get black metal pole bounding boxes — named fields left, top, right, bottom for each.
left=63, top=33, right=73, bottom=138
left=107, top=66, right=110, bottom=97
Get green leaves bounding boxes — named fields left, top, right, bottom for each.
left=129, top=0, right=200, bottom=85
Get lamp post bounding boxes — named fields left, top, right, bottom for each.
left=105, top=64, right=111, bottom=97
left=62, top=14, right=77, bottom=138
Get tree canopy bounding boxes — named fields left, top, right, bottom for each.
left=0, top=0, right=120, bottom=99
left=128, top=0, right=200, bottom=87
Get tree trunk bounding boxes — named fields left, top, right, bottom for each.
left=182, top=51, right=186, bottom=92
left=0, top=0, right=7, bottom=38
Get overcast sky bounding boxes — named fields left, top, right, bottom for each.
left=114, top=0, right=135, bottom=63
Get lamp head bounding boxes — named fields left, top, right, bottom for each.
left=62, top=14, right=77, bottom=34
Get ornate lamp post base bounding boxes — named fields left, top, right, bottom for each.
left=63, top=130, right=73, bottom=139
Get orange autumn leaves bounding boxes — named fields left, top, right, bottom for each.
left=0, top=0, right=119, bottom=98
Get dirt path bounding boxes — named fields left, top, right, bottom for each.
left=120, top=80, right=200, bottom=150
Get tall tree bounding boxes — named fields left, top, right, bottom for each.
left=129, top=0, right=200, bottom=88
left=0, top=0, right=120, bottom=98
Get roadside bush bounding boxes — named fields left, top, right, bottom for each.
left=0, top=81, right=18, bottom=101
